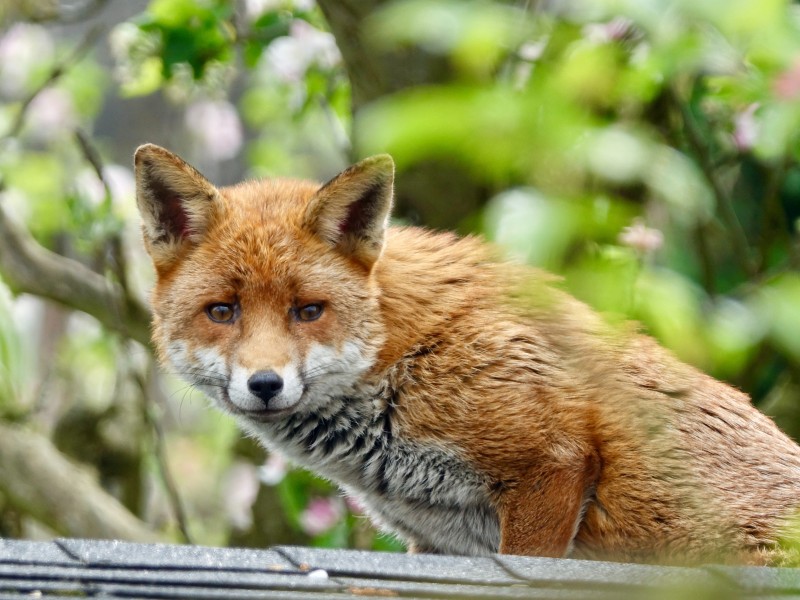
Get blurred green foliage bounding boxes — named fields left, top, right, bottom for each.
left=0, top=279, right=23, bottom=409
left=0, top=0, right=799, bottom=554
left=359, top=0, right=800, bottom=405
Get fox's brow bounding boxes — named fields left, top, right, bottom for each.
left=185, top=272, right=242, bottom=298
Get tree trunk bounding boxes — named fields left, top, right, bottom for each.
left=317, top=0, right=490, bottom=230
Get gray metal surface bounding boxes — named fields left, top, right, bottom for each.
left=0, top=537, right=789, bottom=599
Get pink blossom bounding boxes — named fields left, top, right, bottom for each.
left=619, top=218, right=664, bottom=254
left=583, top=17, right=633, bottom=44
left=299, top=497, right=342, bottom=536
left=732, top=103, right=759, bottom=151
left=773, top=59, right=800, bottom=101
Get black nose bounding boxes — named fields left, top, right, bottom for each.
left=247, top=370, right=284, bottom=405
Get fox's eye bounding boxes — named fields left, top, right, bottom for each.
left=206, top=303, right=236, bottom=323
left=295, top=303, right=324, bottom=322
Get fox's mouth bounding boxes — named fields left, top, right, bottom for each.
left=219, top=388, right=306, bottom=423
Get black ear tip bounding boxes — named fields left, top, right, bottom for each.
left=134, top=143, right=169, bottom=166
left=363, top=154, right=394, bottom=171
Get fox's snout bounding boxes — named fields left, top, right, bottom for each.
left=247, top=370, right=284, bottom=405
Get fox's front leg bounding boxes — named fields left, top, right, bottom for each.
left=497, top=460, right=598, bottom=557
left=407, top=542, right=441, bottom=554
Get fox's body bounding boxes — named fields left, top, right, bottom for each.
left=136, top=144, right=800, bottom=565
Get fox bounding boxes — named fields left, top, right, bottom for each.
left=134, top=143, right=800, bottom=565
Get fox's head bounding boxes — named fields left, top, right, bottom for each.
left=134, top=144, right=393, bottom=421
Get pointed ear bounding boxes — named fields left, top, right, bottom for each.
left=303, top=155, right=394, bottom=270
left=134, top=144, right=220, bottom=270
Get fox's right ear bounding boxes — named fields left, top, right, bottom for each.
left=303, top=154, right=394, bottom=271
left=134, top=144, right=220, bottom=270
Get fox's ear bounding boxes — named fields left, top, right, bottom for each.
left=134, top=144, right=220, bottom=270
left=304, top=154, right=394, bottom=270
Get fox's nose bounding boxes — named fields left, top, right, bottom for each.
left=247, top=370, right=284, bottom=405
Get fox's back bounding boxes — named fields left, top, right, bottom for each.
left=375, top=227, right=800, bottom=563
left=578, top=336, right=800, bottom=563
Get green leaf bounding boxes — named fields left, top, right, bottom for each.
left=119, top=56, right=164, bottom=97
left=368, top=0, right=535, bottom=77
left=149, top=0, right=212, bottom=28
left=60, top=60, right=108, bottom=119
left=632, top=267, right=710, bottom=367
left=751, top=274, right=800, bottom=361
left=357, top=84, right=592, bottom=186
left=1, top=153, right=68, bottom=238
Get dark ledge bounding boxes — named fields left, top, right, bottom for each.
left=0, top=537, right=794, bottom=599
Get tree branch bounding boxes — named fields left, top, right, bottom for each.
left=757, top=157, right=790, bottom=274
left=13, top=0, right=109, bottom=24
left=75, top=128, right=113, bottom=207
left=135, top=361, right=194, bottom=545
left=693, top=223, right=716, bottom=296
left=0, top=422, right=160, bottom=541
left=670, top=84, right=756, bottom=277
left=6, top=26, right=102, bottom=140
left=0, top=199, right=152, bottom=348
left=317, top=0, right=450, bottom=110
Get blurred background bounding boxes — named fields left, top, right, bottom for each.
left=1, top=0, right=800, bottom=551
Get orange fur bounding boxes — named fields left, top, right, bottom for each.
left=135, top=145, right=800, bottom=565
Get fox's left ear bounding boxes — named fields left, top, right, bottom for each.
left=134, top=144, right=221, bottom=271
left=303, top=155, right=394, bottom=270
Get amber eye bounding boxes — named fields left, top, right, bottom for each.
left=206, top=303, right=236, bottom=323
left=295, top=303, right=324, bottom=322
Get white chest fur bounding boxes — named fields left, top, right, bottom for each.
left=242, top=395, right=500, bottom=554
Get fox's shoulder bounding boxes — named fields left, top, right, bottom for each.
left=377, top=226, right=515, bottom=313
left=383, top=226, right=496, bottom=270
left=378, top=225, right=565, bottom=315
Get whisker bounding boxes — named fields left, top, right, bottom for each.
left=303, top=368, right=350, bottom=382
left=171, top=368, right=229, bottom=388
left=165, top=365, right=228, bottom=378
left=302, top=365, right=341, bottom=379
left=175, top=369, right=228, bottom=382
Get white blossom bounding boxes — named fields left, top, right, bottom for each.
left=263, top=20, right=340, bottom=83
left=258, top=452, right=288, bottom=485
left=224, top=462, right=260, bottom=530
left=185, top=99, right=243, bottom=161
left=0, top=24, right=55, bottom=98
left=25, top=88, right=77, bottom=143
left=74, top=165, right=136, bottom=209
